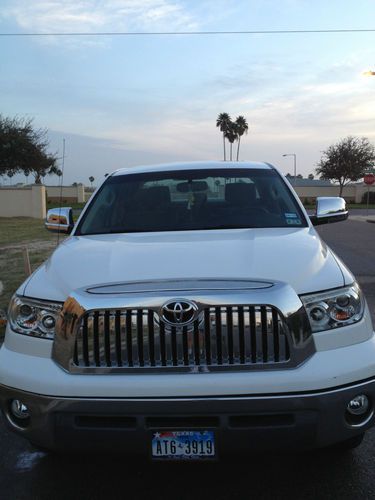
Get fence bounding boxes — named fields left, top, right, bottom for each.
left=0, top=185, right=46, bottom=218
left=45, top=184, right=85, bottom=203
left=294, top=183, right=375, bottom=203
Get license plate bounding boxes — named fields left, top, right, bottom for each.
left=151, top=431, right=215, bottom=460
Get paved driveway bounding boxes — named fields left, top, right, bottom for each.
left=1, top=218, right=375, bottom=500
left=318, top=217, right=375, bottom=324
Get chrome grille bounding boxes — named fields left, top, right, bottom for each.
left=72, top=305, right=291, bottom=371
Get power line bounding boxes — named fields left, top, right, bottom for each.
left=0, top=28, right=375, bottom=37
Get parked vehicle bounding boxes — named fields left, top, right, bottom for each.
left=1, top=161, right=373, bottom=459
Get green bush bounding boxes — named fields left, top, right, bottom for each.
left=361, top=192, right=375, bottom=204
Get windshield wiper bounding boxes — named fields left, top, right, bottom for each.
left=79, top=225, right=256, bottom=236
left=200, top=224, right=255, bottom=230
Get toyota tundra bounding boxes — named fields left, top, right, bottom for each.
left=1, top=161, right=374, bottom=459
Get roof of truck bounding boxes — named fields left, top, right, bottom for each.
left=112, top=161, right=273, bottom=176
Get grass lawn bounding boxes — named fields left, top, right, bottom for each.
left=46, top=200, right=87, bottom=210
left=0, top=216, right=61, bottom=246
left=303, top=203, right=375, bottom=210
left=346, top=204, right=375, bottom=209
left=0, top=217, right=64, bottom=339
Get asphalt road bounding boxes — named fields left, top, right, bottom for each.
left=318, top=216, right=375, bottom=324
left=1, top=217, right=375, bottom=500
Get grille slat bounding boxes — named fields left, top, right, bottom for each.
left=82, top=315, right=89, bottom=366
left=159, top=321, right=167, bottom=366
left=182, top=326, right=189, bottom=366
left=171, top=327, right=178, bottom=366
left=204, top=309, right=211, bottom=365
left=193, top=320, right=200, bottom=366
left=148, top=310, right=155, bottom=367
left=272, top=308, right=280, bottom=363
left=74, top=305, right=291, bottom=371
left=238, top=306, right=245, bottom=364
left=104, top=311, right=111, bottom=367
left=226, top=307, right=234, bottom=365
left=93, top=312, right=100, bottom=366
left=261, top=306, right=268, bottom=363
left=126, top=310, right=133, bottom=367
left=136, top=310, right=144, bottom=367
left=215, top=307, right=223, bottom=365
left=115, top=310, right=122, bottom=367
left=249, top=307, right=256, bottom=364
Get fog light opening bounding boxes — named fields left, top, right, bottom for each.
left=345, top=395, right=373, bottom=427
left=8, top=399, right=31, bottom=428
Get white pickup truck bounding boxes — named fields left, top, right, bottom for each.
left=1, top=161, right=374, bottom=459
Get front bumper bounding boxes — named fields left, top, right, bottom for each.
left=1, top=379, right=375, bottom=454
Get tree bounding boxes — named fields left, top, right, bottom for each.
left=225, top=122, right=238, bottom=161
left=316, top=136, right=375, bottom=196
left=235, top=116, right=249, bottom=161
left=0, top=115, right=59, bottom=184
left=308, top=173, right=314, bottom=180
left=216, top=113, right=231, bottom=161
left=8, top=171, right=14, bottom=185
left=89, top=176, right=95, bottom=188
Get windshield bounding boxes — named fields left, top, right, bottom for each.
left=77, top=168, right=307, bottom=235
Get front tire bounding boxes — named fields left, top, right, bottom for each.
left=331, top=433, right=364, bottom=452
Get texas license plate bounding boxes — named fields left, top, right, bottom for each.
left=151, top=431, right=215, bottom=460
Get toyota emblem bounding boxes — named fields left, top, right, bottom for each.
left=161, top=300, right=198, bottom=326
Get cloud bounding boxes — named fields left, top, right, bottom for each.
left=0, top=0, right=197, bottom=33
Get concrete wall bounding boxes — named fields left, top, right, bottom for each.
left=294, top=183, right=375, bottom=203
left=46, top=184, right=85, bottom=203
left=0, top=185, right=46, bottom=219
left=1, top=182, right=373, bottom=220
left=353, top=184, right=375, bottom=203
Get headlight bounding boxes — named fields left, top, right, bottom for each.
left=8, top=295, right=62, bottom=339
left=301, top=283, right=364, bottom=333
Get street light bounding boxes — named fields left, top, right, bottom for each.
left=362, top=69, right=375, bottom=214
left=282, top=153, right=297, bottom=186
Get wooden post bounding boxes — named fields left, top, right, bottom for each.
left=23, top=247, right=32, bottom=276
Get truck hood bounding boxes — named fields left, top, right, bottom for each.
left=23, top=227, right=350, bottom=302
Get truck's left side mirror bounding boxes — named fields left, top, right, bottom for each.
left=45, top=207, right=74, bottom=234
left=309, top=197, right=348, bottom=226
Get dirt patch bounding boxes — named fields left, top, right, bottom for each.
left=1, top=240, right=59, bottom=252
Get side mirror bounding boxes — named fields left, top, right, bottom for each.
left=45, top=207, right=74, bottom=234
left=310, top=197, right=348, bottom=226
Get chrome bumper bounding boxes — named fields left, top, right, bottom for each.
left=1, top=379, right=375, bottom=454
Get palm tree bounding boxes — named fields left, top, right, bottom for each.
left=89, top=176, right=95, bottom=188
left=216, top=113, right=231, bottom=161
left=235, top=116, right=249, bottom=161
left=225, top=122, right=238, bottom=161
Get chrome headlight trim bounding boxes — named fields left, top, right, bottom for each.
left=8, top=295, right=63, bottom=340
left=300, top=283, right=364, bottom=333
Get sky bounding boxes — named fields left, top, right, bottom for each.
left=1, top=0, right=375, bottom=185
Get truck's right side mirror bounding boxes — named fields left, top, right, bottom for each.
left=45, top=207, right=74, bottom=234
left=309, top=197, right=348, bottom=226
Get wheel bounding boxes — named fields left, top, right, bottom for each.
left=331, top=433, right=364, bottom=452
left=29, top=441, right=55, bottom=454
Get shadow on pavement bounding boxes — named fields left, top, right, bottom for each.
left=1, top=422, right=374, bottom=500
